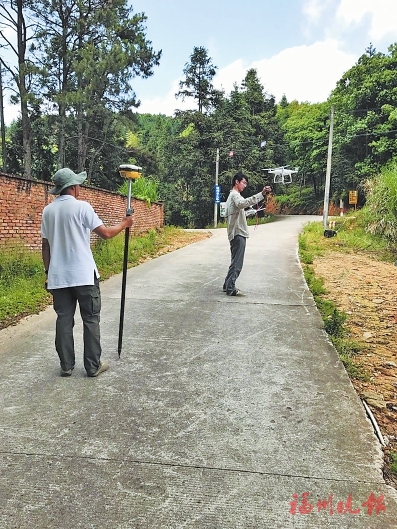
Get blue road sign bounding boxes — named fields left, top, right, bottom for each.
left=213, top=184, right=221, bottom=204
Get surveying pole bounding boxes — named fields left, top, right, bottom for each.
left=117, top=164, right=142, bottom=357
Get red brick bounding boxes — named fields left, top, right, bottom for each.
left=0, top=172, right=164, bottom=251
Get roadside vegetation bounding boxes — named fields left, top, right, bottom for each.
left=0, top=244, right=51, bottom=330
left=300, top=161, right=397, bottom=377
left=299, top=216, right=384, bottom=380
left=300, top=213, right=397, bottom=483
left=118, top=176, right=159, bottom=206
left=299, top=160, right=397, bottom=483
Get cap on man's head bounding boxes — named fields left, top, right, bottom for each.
left=50, top=168, right=87, bottom=195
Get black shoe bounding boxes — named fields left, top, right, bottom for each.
left=222, top=283, right=227, bottom=292
left=227, top=289, right=240, bottom=296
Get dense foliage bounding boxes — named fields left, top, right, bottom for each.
left=1, top=3, right=397, bottom=227
left=0, top=0, right=161, bottom=184
left=361, top=160, right=397, bottom=246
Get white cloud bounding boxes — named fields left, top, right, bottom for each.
left=252, top=40, right=356, bottom=103
left=3, top=101, right=20, bottom=126
left=213, top=40, right=356, bottom=104
left=137, top=78, right=196, bottom=115
left=214, top=59, right=246, bottom=94
left=336, top=0, right=397, bottom=40
left=302, top=0, right=332, bottom=22
left=136, top=40, right=356, bottom=116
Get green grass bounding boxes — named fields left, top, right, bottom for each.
left=302, top=258, right=365, bottom=378
left=0, top=226, right=199, bottom=329
left=94, top=228, right=158, bottom=278
left=118, top=176, right=158, bottom=206
left=304, top=210, right=393, bottom=259
left=298, top=213, right=380, bottom=381
left=0, top=242, right=44, bottom=285
left=391, top=452, right=397, bottom=477
left=302, top=265, right=326, bottom=296
left=0, top=244, right=53, bottom=328
left=94, top=226, right=199, bottom=279
left=0, top=276, right=52, bottom=327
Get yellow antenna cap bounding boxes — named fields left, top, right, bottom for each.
left=119, top=164, right=142, bottom=180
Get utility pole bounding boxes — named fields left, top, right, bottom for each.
left=323, top=105, right=334, bottom=229
left=214, top=148, right=219, bottom=227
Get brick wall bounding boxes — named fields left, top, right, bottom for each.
left=0, top=172, right=164, bottom=251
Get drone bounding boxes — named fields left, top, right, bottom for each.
left=262, top=165, right=298, bottom=184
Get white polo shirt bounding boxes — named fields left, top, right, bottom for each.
left=41, top=195, right=103, bottom=289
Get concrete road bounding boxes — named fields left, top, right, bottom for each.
left=1, top=215, right=396, bottom=528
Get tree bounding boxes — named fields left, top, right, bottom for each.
left=30, top=0, right=162, bottom=176
left=330, top=43, right=397, bottom=182
left=176, top=46, right=221, bottom=113
left=241, top=68, right=268, bottom=116
left=281, top=101, right=330, bottom=200
left=159, top=112, right=212, bottom=226
left=0, top=0, right=39, bottom=177
left=239, top=69, right=284, bottom=178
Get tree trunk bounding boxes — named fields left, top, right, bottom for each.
left=311, top=174, right=318, bottom=199
left=20, top=88, right=32, bottom=178
left=77, top=109, right=89, bottom=178
left=0, top=67, right=6, bottom=171
left=17, top=0, right=31, bottom=178
left=57, top=107, right=66, bottom=169
left=57, top=20, right=69, bottom=169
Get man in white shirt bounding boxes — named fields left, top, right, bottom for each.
left=41, top=168, right=133, bottom=377
left=223, top=172, right=271, bottom=296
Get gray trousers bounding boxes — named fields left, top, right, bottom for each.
left=52, top=276, right=102, bottom=375
left=224, top=235, right=246, bottom=293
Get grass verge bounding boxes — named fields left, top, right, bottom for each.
left=299, top=216, right=375, bottom=381
left=300, top=211, right=397, bottom=484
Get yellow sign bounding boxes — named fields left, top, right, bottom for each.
left=349, top=190, right=358, bottom=205
left=119, top=164, right=142, bottom=180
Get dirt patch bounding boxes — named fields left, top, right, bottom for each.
left=312, top=251, right=397, bottom=487
left=152, top=230, right=211, bottom=256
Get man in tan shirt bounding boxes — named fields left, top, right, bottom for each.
left=223, top=172, right=271, bottom=296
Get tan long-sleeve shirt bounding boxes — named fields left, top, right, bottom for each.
left=225, top=189, right=265, bottom=242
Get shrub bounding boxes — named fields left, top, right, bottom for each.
left=118, top=176, right=158, bottom=206
left=363, top=159, right=397, bottom=247
left=0, top=243, right=43, bottom=286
